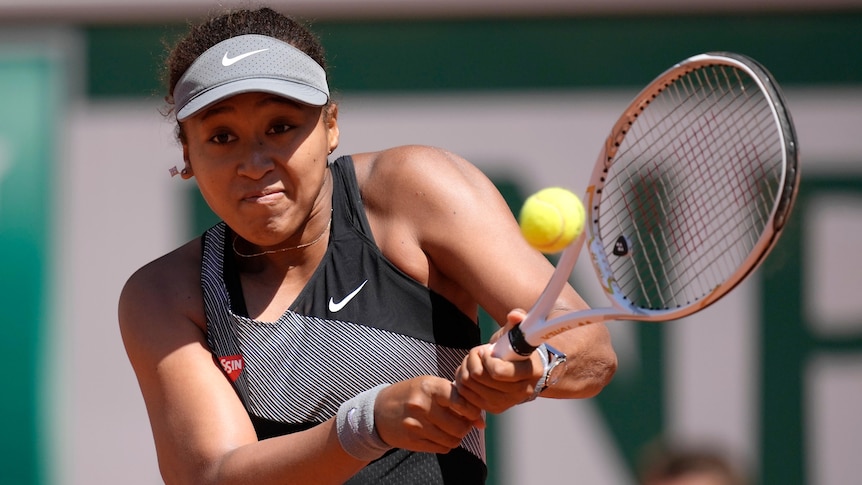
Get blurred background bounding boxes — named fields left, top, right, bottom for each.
left=1, top=1, right=860, bottom=484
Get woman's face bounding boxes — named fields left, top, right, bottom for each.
left=181, top=92, right=339, bottom=247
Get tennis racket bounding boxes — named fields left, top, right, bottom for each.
left=493, top=52, right=800, bottom=360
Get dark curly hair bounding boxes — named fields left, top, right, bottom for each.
left=163, top=7, right=330, bottom=118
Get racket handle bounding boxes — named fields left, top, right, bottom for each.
left=491, top=231, right=585, bottom=361
left=491, top=324, right=536, bottom=361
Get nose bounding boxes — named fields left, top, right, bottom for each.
left=237, top=138, right=276, bottom=179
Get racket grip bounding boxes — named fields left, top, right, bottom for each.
left=491, top=324, right=537, bottom=361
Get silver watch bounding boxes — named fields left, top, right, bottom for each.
left=528, top=343, right=568, bottom=401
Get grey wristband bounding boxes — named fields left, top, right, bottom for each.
left=336, top=384, right=392, bottom=461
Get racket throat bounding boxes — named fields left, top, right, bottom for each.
left=506, top=324, right=538, bottom=357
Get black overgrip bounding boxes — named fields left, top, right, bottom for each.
left=507, top=323, right=538, bottom=357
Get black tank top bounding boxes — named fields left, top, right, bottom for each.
left=201, top=155, right=487, bottom=483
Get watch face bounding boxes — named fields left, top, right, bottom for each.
left=544, top=345, right=568, bottom=388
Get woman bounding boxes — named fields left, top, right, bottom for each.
left=119, top=7, right=616, bottom=485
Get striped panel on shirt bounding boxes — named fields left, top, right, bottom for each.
left=201, top=223, right=484, bottom=460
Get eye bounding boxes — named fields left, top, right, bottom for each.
left=209, top=132, right=236, bottom=144
left=267, top=123, right=292, bottom=135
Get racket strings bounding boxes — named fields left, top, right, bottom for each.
left=631, top=111, right=778, bottom=305
left=636, top=82, right=778, bottom=306
left=599, top=64, right=784, bottom=310
left=608, top=72, right=754, bottom=297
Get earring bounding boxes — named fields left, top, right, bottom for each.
left=169, top=165, right=191, bottom=177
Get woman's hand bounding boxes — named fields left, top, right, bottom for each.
left=453, top=309, right=544, bottom=414
left=374, top=376, right=485, bottom=454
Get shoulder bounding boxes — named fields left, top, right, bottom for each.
left=119, top=238, right=207, bottom=345
left=353, top=145, right=473, bottom=181
left=345, top=146, right=521, bottom=309
left=352, top=145, right=493, bottom=215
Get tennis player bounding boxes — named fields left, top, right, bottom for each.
left=119, top=6, right=616, bottom=484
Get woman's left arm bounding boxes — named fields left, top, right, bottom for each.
left=365, top=145, right=617, bottom=413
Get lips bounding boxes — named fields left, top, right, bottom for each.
left=242, top=187, right=285, bottom=203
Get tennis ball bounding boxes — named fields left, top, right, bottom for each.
left=519, top=187, right=585, bottom=254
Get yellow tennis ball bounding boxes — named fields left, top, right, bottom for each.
left=519, top=187, right=585, bottom=254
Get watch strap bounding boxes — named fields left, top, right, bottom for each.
left=525, top=343, right=552, bottom=402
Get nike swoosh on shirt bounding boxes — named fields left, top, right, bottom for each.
left=222, top=48, right=269, bottom=67
left=328, top=280, right=368, bottom=313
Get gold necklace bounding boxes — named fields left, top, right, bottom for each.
left=232, top=213, right=332, bottom=258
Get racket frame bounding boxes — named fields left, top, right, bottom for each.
left=498, top=52, right=799, bottom=360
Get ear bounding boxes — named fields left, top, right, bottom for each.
left=180, top=143, right=194, bottom=179
left=325, top=103, right=340, bottom=154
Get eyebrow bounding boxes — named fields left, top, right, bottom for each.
left=199, top=105, right=233, bottom=121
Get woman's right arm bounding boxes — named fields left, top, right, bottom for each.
left=118, top=244, right=480, bottom=485
left=118, top=245, right=366, bottom=484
